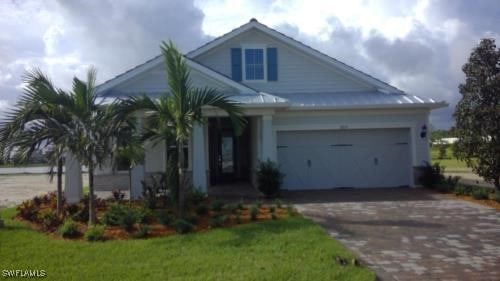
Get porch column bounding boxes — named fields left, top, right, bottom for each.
left=130, top=112, right=145, bottom=199
left=192, top=122, right=208, bottom=192
left=64, top=152, right=82, bottom=203
left=261, top=115, right=277, bottom=162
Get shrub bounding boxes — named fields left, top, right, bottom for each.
left=17, top=200, right=39, bottom=221
left=287, top=205, right=298, bottom=217
left=225, top=204, right=239, bottom=214
left=471, top=187, right=490, bottom=200
left=37, top=209, right=61, bottom=230
left=141, top=180, right=158, bottom=209
left=255, top=200, right=262, bottom=209
left=495, top=190, right=500, bottom=203
left=174, top=219, right=194, bottom=234
left=271, top=213, right=278, bottom=220
left=250, top=205, right=259, bottom=221
left=454, top=184, right=474, bottom=196
left=269, top=206, right=276, bottom=213
left=84, top=225, right=105, bottom=242
left=209, top=214, right=226, bottom=228
left=184, top=214, right=199, bottom=225
left=237, top=201, right=245, bottom=210
left=188, top=189, right=207, bottom=206
left=419, top=162, right=445, bottom=188
left=210, top=200, right=225, bottom=212
left=65, top=203, right=80, bottom=217
left=137, top=208, right=155, bottom=224
left=101, top=203, right=137, bottom=231
left=195, top=205, right=209, bottom=216
left=58, top=219, right=79, bottom=238
left=275, top=199, right=283, bottom=209
left=256, top=159, right=285, bottom=198
left=235, top=212, right=242, bottom=224
left=157, top=210, right=174, bottom=226
left=134, top=224, right=150, bottom=239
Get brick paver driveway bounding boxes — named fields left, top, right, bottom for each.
left=284, top=188, right=500, bottom=281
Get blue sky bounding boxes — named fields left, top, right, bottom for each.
left=0, top=0, right=498, bottom=128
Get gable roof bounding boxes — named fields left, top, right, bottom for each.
left=186, top=18, right=403, bottom=94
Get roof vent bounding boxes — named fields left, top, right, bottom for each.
left=250, top=18, right=258, bottom=23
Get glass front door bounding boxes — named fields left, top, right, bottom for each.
left=221, top=135, right=234, bottom=174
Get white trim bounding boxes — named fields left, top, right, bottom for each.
left=187, top=20, right=403, bottom=93
left=241, top=44, right=267, bottom=82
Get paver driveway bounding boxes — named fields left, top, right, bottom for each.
left=285, top=188, right=500, bottom=281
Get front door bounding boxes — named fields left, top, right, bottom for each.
left=208, top=118, right=250, bottom=185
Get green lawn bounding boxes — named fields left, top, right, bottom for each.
left=0, top=208, right=374, bottom=281
left=431, top=146, right=469, bottom=170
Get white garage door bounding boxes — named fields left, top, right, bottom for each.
left=277, top=128, right=412, bottom=189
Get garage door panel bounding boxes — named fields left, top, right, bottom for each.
left=277, top=129, right=411, bottom=190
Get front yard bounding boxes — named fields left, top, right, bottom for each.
left=0, top=207, right=374, bottom=280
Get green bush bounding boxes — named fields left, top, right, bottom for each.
left=210, top=200, right=225, bottom=212
left=101, top=203, right=137, bottom=231
left=237, top=201, right=245, bottom=210
left=58, top=219, right=79, bottom=238
left=134, top=224, right=150, bottom=239
left=287, top=205, right=298, bottom=217
left=188, top=189, right=207, bottom=206
left=256, top=159, right=284, bottom=198
left=195, top=205, right=209, bottom=216
left=37, top=209, right=61, bottom=230
left=184, top=214, right=199, bottom=225
left=235, top=212, right=242, bottom=224
left=250, top=205, right=259, bottom=221
left=84, top=225, right=105, bottom=242
left=454, top=184, right=473, bottom=196
left=209, top=214, right=226, bottom=228
left=137, top=208, right=155, bottom=224
left=275, top=199, right=283, bottom=209
left=156, top=210, right=174, bottom=226
left=419, top=162, right=445, bottom=188
left=269, top=206, right=276, bottom=213
left=225, top=203, right=239, bottom=214
left=471, top=187, right=490, bottom=200
left=271, top=213, right=278, bottom=220
left=174, top=219, right=194, bottom=234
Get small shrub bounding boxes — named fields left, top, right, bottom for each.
left=84, top=225, right=105, bottom=242
left=237, top=201, right=245, bottom=210
left=271, top=213, right=278, bottom=220
left=134, top=224, right=150, bottom=239
left=137, top=208, right=155, bottom=224
left=101, top=203, right=137, bottom=231
left=209, top=214, right=226, bottom=228
left=210, top=200, right=225, bottom=212
left=471, top=187, right=490, bottom=200
left=419, top=162, right=445, bottom=188
left=255, top=200, right=262, bottom=209
left=256, top=159, right=285, bottom=198
left=195, top=205, right=209, bottom=216
left=120, top=210, right=138, bottom=231
left=141, top=180, right=158, bottom=209
left=65, top=203, right=80, bottom=217
left=185, top=214, right=199, bottom=225
left=17, top=200, right=39, bottom=221
left=32, top=195, right=42, bottom=206
left=250, top=205, right=259, bottom=221
left=112, top=189, right=125, bottom=202
left=174, top=219, right=194, bottom=234
left=188, top=189, right=207, bottom=206
left=287, top=205, right=298, bottom=217
left=269, top=206, right=276, bottom=213
left=454, top=184, right=472, bottom=196
left=235, top=212, right=242, bottom=224
left=275, top=199, right=283, bottom=209
left=225, top=203, right=239, bottom=214
left=495, top=190, right=500, bottom=203
left=157, top=210, right=174, bottom=226
left=58, top=219, right=79, bottom=238
left=37, top=209, right=61, bottom=230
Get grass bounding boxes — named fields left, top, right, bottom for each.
left=431, top=146, right=469, bottom=170
left=0, top=208, right=374, bottom=281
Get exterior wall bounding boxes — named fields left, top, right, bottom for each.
left=113, top=64, right=237, bottom=95
left=144, top=140, right=166, bottom=173
left=194, top=29, right=374, bottom=94
left=272, top=109, right=431, bottom=178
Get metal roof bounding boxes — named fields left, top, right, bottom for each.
left=272, top=91, right=447, bottom=110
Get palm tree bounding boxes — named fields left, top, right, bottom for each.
left=0, top=69, right=74, bottom=216
left=121, top=41, right=246, bottom=214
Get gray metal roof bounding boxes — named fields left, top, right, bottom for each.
left=272, top=91, right=446, bottom=109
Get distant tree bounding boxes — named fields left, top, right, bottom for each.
left=454, top=38, right=500, bottom=190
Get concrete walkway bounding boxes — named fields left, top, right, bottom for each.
left=285, top=188, right=500, bottom=281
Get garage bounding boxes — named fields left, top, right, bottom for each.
left=277, top=128, right=412, bottom=189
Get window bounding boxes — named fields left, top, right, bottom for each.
left=244, top=48, right=264, bottom=80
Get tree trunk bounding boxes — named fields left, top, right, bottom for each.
left=178, top=141, right=185, bottom=216
left=88, top=161, right=96, bottom=225
left=56, top=157, right=63, bottom=217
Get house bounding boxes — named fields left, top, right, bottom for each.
left=67, top=19, right=446, bottom=200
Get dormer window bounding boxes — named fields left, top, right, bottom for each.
left=244, top=48, right=265, bottom=80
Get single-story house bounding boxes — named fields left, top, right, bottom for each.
left=64, top=19, right=447, bottom=201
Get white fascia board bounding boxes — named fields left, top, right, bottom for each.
left=286, top=101, right=448, bottom=111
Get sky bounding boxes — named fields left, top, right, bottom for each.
left=0, top=0, right=498, bottom=129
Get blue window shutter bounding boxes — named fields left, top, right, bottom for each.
left=231, top=48, right=242, bottom=81
left=267, top=48, right=278, bottom=81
